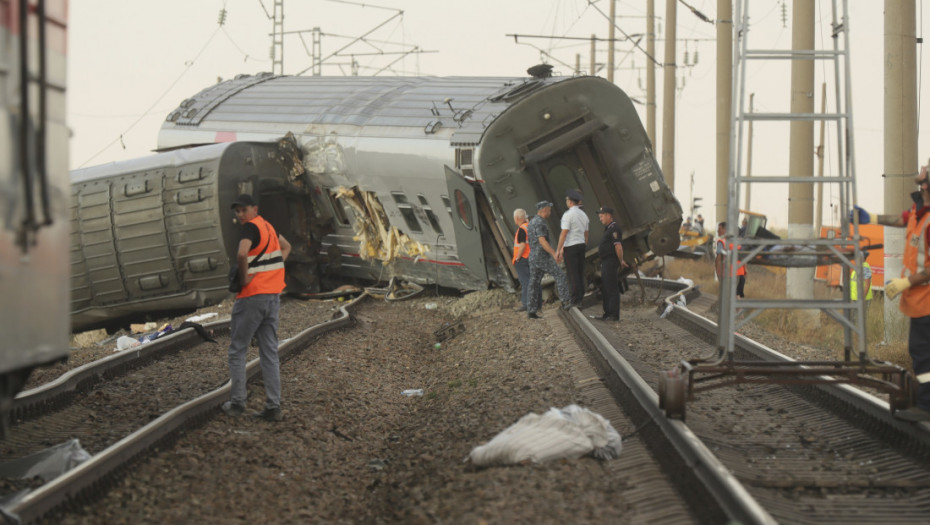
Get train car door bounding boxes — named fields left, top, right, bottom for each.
left=444, top=167, right=487, bottom=282
left=533, top=145, right=606, bottom=245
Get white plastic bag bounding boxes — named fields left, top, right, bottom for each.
left=468, top=404, right=622, bottom=466
left=115, top=335, right=141, bottom=351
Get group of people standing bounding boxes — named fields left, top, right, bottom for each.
left=511, top=189, right=627, bottom=322
left=219, top=166, right=930, bottom=426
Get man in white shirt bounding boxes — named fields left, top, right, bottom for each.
left=556, top=189, right=589, bottom=308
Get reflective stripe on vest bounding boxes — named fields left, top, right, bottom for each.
left=728, top=241, right=746, bottom=276
left=850, top=264, right=873, bottom=301
left=238, top=215, right=286, bottom=298
left=917, top=370, right=930, bottom=384
left=900, top=208, right=930, bottom=318
left=514, top=223, right=530, bottom=260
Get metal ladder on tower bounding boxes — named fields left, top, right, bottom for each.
left=658, top=0, right=913, bottom=419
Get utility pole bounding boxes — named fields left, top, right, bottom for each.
left=745, top=93, right=753, bottom=212
left=607, top=0, right=616, bottom=82
left=715, top=0, right=732, bottom=226
left=787, top=0, right=815, bottom=303
left=815, top=83, right=826, bottom=234
left=883, top=0, right=918, bottom=341
left=590, top=34, right=596, bottom=76
left=646, top=0, right=656, bottom=146
left=662, top=0, right=677, bottom=193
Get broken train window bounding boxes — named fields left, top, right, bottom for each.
left=326, top=188, right=351, bottom=226
left=417, top=194, right=443, bottom=236
left=391, top=192, right=423, bottom=233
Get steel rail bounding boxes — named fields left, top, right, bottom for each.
left=561, top=286, right=776, bottom=525
left=7, top=293, right=366, bottom=524
left=658, top=279, right=930, bottom=453
left=11, top=318, right=231, bottom=421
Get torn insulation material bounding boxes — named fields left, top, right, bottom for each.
left=334, top=186, right=430, bottom=264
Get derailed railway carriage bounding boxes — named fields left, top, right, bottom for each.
left=70, top=70, right=682, bottom=330
left=70, top=138, right=315, bottom=332
left=158, top=72, right=682, bottom=287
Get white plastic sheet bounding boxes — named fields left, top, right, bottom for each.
left=0, top=439, right=91, bottom=482
left=469, top=405, right=622, bottom=466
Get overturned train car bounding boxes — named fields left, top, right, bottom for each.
left=70, top=72, right=681, bottom=330
left=70, top=138, right=316, bottom=331
left=159, top=74, right=682, bottom=287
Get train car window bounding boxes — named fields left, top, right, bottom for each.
left=326, top=189, right=351, bottom=226
left=454, top=189, right=474, bottom=230
left=417, top=195, right=444, bottom=235
left=391, top=192, right=423, bottom=233
left=441, top=196, right=453, bottom=219
left=456, top=148, right=475, bottom=178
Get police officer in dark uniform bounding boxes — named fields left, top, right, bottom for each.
left=526, top=200, right=571, bottom=319
left=593, top=207, right=627, bottom=321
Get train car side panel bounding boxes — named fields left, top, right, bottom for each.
left=164, top=162, right=229, bottom=295
left=69, top=139, right=316, bottom=331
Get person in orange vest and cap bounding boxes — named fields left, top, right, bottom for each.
left=512, top=208, right=531, bottom=312
left=224, top=194, right=292, bottom=422
left=851, top=163, right=930, bottom=422
left=715, top=221, right=746, bottom=298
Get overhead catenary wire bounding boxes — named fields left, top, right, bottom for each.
left=78, top=23, right=223, bottom=168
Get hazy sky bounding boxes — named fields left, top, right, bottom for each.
left=66, top=1, right=930, bottom=228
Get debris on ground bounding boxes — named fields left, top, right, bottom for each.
left=468, top=405, right=623, bottom=466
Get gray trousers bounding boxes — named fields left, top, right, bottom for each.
left=514, top=258, right=530, bottom=309
left=228, top=294, right=281, bottom=409
left=527, top=255, right=570, bottom=315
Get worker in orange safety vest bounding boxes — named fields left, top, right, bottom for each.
left=512, top=208, right=531, bottom=312
left=715, top=221, right=746, bottom=298
left=851, top=164, right=930, bottom=422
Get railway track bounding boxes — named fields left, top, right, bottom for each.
left=1, top=295, right=362, bottom=523
left=566, top=277, right=930, bottom=523
left=5, top=279, right=930, bottom=523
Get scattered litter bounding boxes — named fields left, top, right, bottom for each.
left=433, top=343, right=441, bottom=350
left=401, top=389, right=424, bottom=397
left=425, top=303, right=437, bottom=310
left=138, top=324, right=173, bottom=344
left=177, top=321, right=217, bottom=343
left=468, top=405, right=623, bottom=466
left=659, top=304, right=675, bottom=319
left=435, top=320, right=465, bottom=342
left=130, top=322, right=157, bottom=334
left=368, top=458, right=388, bottom=471
left=185, top=312, right=218, bottom=323
left=0, top=439, right=91, bottom=482
left=114, top=324, right=178, bottom=351
left=116, top=335, right=141, bottom=351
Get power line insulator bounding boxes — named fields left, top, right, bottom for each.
left=218, top=8, right=228, bottom=26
